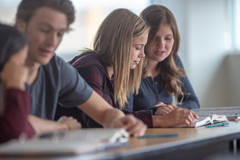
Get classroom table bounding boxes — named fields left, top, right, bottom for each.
left=2, top=121, right=240, bottom=160
left=94, top=121, right=240, bottom=160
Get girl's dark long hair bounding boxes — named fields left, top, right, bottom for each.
left=141, top=5, right=186, bottom=104
left=0, top=23, right=28, bottom=115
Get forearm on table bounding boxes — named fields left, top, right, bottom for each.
left=28, top=115, right=68, bottom=134
left=102, top=108, right=125, bottom=128
left=77, top=91, right=125, bottom=128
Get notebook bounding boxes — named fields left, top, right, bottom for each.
left=0, top=128, right=129, bottom=157
left=173, top=114, right=229, bottom=128
left=192, top=106, right=240, bottom=121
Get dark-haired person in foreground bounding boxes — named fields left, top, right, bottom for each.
left=0, top=23, right=34, bottom=143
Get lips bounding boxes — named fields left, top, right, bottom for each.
left=155, top=51, right=165, bottom=56
left=39, top=48, right=52, bottom=56
left=134, top=61, right=140, bottom=64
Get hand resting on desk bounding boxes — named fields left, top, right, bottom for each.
left=152, top=108, right=199, bottom=128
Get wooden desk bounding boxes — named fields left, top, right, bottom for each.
left=92, top=121, right=240, bottom=160
left=3, top=122, right=240, bottom=160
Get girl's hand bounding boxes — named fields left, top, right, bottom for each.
left=155, top=108, right=199, bottom=127
left=154, top=102, right=178, bottom=115
left=111, top=114, right=147, bottom=137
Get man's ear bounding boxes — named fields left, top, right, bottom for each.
left=16, top=19, right=26, bottom=33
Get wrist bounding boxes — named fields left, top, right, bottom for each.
left=152, top=115, right=164, bottom=127
left=104, top=109, right=124, bottom=128
left=5, top=81, right=25, bottom=90
left=59, top=122, right=72, bottom=130
left=58, top=122, right=69, bottom=130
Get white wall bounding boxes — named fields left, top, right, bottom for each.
left=226, top=54, right=240, bottom=106
left=153, top=0, right=231, bottom=108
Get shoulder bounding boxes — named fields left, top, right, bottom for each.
left=41, top=54, right=78, bottom=82
left=174, top=55, right=184, bottom=69
left=69, top=52, right=106, bottom=72
left=45, top=55, right=76, bottom=71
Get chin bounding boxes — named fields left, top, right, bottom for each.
left=36, top=58, right=52, bottom=66
left=130, top=66, right=136, bottom=69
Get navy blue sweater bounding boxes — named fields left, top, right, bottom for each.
left=125, top=55, right=200, bottom=113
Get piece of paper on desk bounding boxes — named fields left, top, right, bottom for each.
left=173, top=114, right=229, bottom=128
left=192, top=106, right=240, bottom=121
left=0, top=128, right=129, bottom=157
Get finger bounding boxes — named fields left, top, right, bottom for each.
left=184, top=109, right=195, bottom=123
left=112, top=118, right=126, bottom=128
left=169, top=104, right=178, bottom=110
left=128, top=121, right=146, bottom=137
left=72, top=122, right=81, bottom=129
left=165, top=105, right=175, bottom=111
left=121, top=115, right=136, bottom=131
left=188, top=110, right=196, bottom=122
left=133, top=123, right=147, bottom=137
left=155, top=107, right=171, bottom=115
left=192, top=111, right=199, bottom=119
left=186, top=114, right=194, bottom=124
left=178, top=109, right=193, bottom=124
left=184, top=119, right=191, bottom=126
left=58, top=116, right=66, bottom=121
left=158, top=109, right=169, bottom=115
left=68, top=118, right=77, bottom=123
left=153, top=102, right=165, bottom=107
left=164, top=106, right=175, bottom=112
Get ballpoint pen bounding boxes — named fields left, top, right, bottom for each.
left=138, top=133, right=178, bottom=139
left=206, top=122, right=229, bottom=128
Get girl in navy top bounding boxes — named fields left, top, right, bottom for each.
left=126, top=5, right=199, bottom=127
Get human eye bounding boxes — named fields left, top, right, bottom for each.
left=57, top=33, right=63, bottom=38
left=39, top=28, right=50, bottom=33
left=57, top=30, right=66, bottom=38
left=135, top=45, right=142, bottom=50
left=165, top=37, right=172, bottom=40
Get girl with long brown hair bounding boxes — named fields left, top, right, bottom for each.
left=126, top=5, right=200, bottom=127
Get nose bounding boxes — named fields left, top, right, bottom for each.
left=47, top=33, right=58, bottom=47
left=157, top=39, right=165, bottom=48
left=139, top=49, right=145, bottom=58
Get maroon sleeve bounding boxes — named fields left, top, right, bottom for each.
left=122, top=109, right=153, bottom=128
left=78, top=65, right=104, bottom=97
left=78, top=64, right=154, bottom=128
left=0, top=89, right=35, bottom=144
left=77, top=64, right=105, bottom=127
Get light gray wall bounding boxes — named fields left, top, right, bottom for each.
left=226, top=54, right=240, bottom=106
left=152, top=0, right=232, bottom=108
